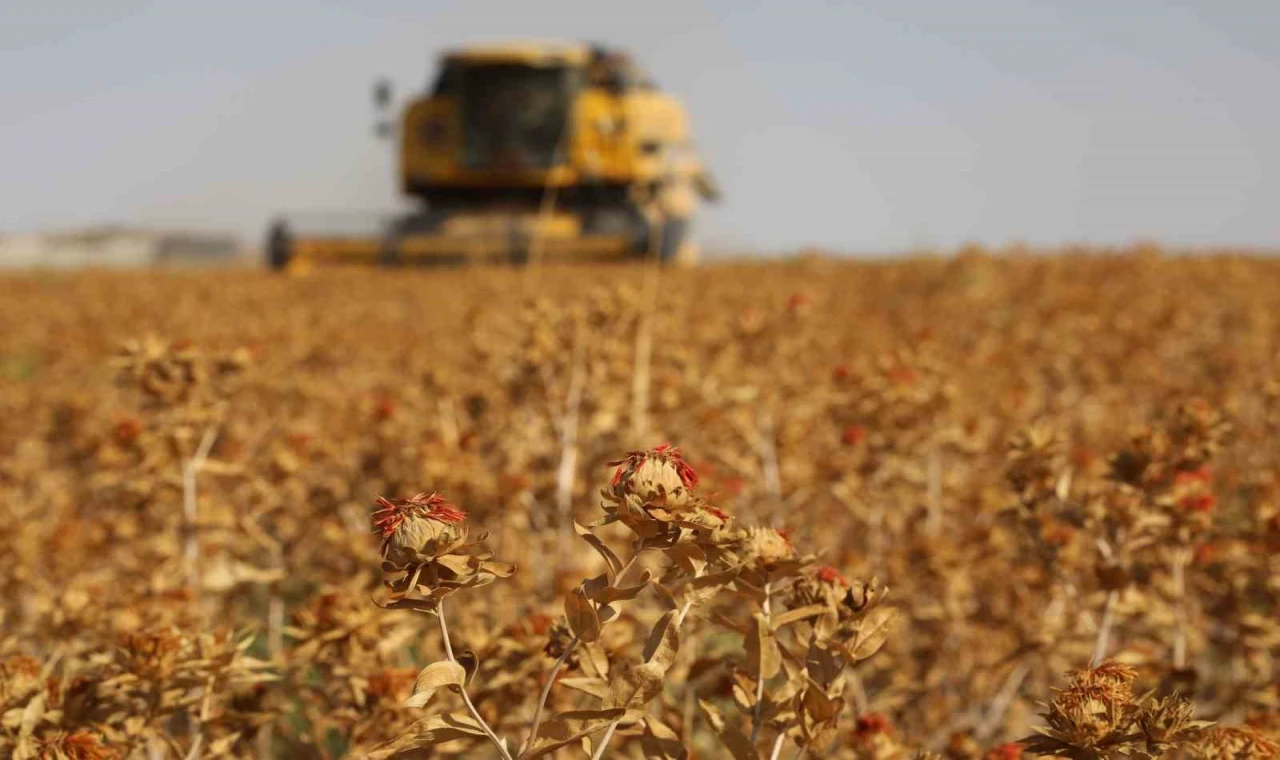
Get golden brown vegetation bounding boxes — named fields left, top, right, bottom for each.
left=1, top=250, right=1278, bottom=759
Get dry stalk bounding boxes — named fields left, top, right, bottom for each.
left=1171, top=550, right=1189, bottom=669
left=976, top=661, right=1030, bottom=741
left=1092, top=590, right=1119, bottom=666
left=555, top=321, right=588, bottom=529
left=438, top=396, right=460, bottom=451
left=437, top=598, right=514, bottom=760
left=182, top=424, right=220, bottom=592
left=521, top=544, right=645, bottom=756
left=589, top=721, right=620, bottom=760
left=629, top=242, right=662, bottom=444
left=751, top=581, right=774, bottom=745
left=769, top=732, right=788, bottom=760
left=758, top=410, right=783, bottom=510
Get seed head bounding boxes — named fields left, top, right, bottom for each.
left=371, top=492, right=468, bottom=565
left=742, top=527, right=797, bottom=568
left=609, top=443, right=699, bottom=504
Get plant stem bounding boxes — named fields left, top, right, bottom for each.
left=630, top=246, right=661, bottom=444
left=182, top=424, right=219, bottom=592
left=521, top=634, right=580, bottom=755
left=758, top=412, right=782, bottom=509
left=1092, top=590, right=1118, bottom=666
left=1171, top=552, right=1189, bottom=670
left=768, top=733, right=787, bottom=760
left=437, top=600, right=514, bottom=760
left=590, top=720, right=620, bottom=760
left=750, top=582, right=773, bottom=745
left=522, top=542, right=643, bottom=756
left=977, top=662, right=1030, bottom=741
left=676, top=599, right=695, bottom=628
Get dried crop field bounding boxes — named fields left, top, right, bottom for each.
left=2, top=251, right=1279, bottom=759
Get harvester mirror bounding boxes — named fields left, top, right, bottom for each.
left=372, top=78, right=393, bottom=111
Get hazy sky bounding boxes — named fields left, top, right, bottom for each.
left=2, top=1, right=1277, bottom=253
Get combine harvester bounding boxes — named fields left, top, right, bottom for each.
left=266, top=42, right=719, bottom=270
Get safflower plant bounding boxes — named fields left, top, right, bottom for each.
left=367, top=445, right=898, bottom=759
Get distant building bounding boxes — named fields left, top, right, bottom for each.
left=0, top=226, right=247, bottom=269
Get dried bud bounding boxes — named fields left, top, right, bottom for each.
left=371, top=492, right=468, bottom=566
left=791, top=566, right=850, bottom=613
left=608, top=443, right=699, bottom=508
left=1030, top=661, right=1141, bottom=753
left=600, top=445, right=730, bottom=535
left=742, top=527, right=797, bottom=569
left=1139, top=693, right=1207, bottom=749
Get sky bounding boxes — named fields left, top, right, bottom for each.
left=1, top=0, right=1277, bottom=254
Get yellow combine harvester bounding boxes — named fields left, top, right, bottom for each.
left=266, top=42, right=718, bottom=270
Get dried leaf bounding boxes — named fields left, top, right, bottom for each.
left=642, top=610, right=681, bottom=670
left=698, top=699, right=760, bottom=760
left=581, top=641, right=611, bottom=680
left=665, top=542, right=708, bottom=576
left=565, top=585, right=602, bottom=643
left=678, top=566, right=741, bottom=608
left=523, top=708, right=627, bottom=758
left=366, top=713, right=487, bottom=757
left=770, top=604, right=829, bottom=630
left=574, top=521, right=623, bottom=579
left=640, top=715, right=689, bottom=760
left=404, top=660, right=466, bottom=708
left=557, top=677, right=609, bottom=700
left=652, top=581, right=679, bottom=611
left=847, top=606, right=898, bottom=662
left=604, top=662, right=666, bottom=709
left=746, top=613, right=781, bottom=680
left=587, top=570, right=653, bottom=604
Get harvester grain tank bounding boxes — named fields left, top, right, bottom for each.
left=267, top=42, right=719, bottom=269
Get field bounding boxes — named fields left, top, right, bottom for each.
left=2, top=250, right=1278, bottom=759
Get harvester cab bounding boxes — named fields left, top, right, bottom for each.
left=267, top=42, right=718, bottom=270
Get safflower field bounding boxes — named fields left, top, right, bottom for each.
left=1, top=249, right=1279, bottom=759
